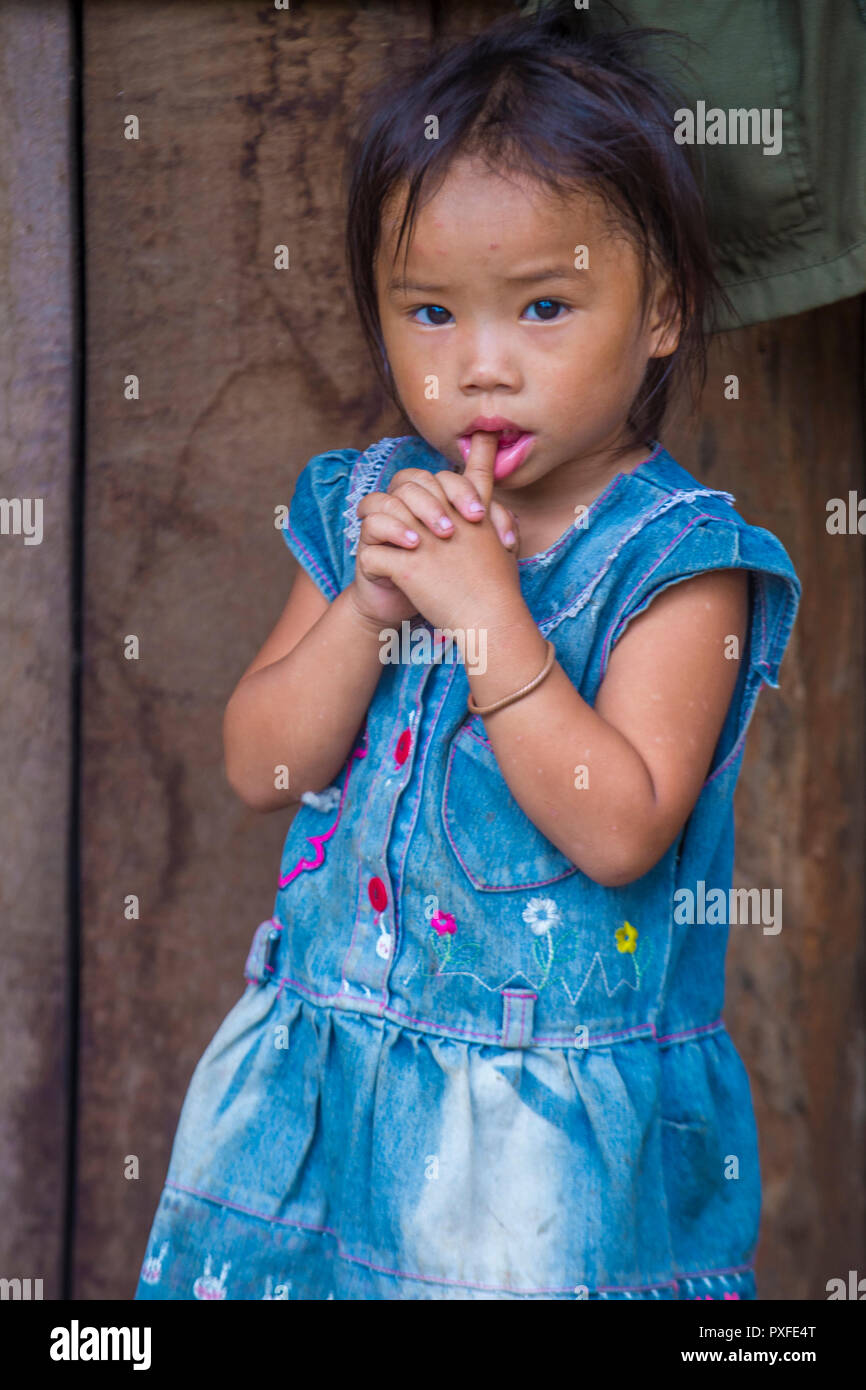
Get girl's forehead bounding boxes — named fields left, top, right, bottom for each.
left=378, top=162, right=611, bottom=254
left=376, top=178, right=624, bottom=289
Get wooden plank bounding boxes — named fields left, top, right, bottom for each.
left=0, top=0, right=76, bottom=1302
left=665, top=296, right=865, bottom=1299
left=76, top=0, right=433, bottom=1300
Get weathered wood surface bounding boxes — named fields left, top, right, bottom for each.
left=0, top=0, right=76, bottom=1304
left=664, top=297, right=864, bottom=1300
left=76, top=0, right=425, bottom=1299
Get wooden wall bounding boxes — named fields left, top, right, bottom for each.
left=0, top=0, right=77, bottom=1304
left=0, top=0, right=862, bottom=1302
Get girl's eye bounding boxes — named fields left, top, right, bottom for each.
left=523, top=298, right=567, bottom=322
left=411, top=305, right=453, bottom=326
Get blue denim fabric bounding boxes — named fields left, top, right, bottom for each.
left=135, top=435, right=801, bottom=1300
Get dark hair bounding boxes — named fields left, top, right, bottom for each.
left=344, top=1, right=735, bottom=456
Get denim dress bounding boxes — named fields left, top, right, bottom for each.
left=135, top=434, right=801, bottom=1301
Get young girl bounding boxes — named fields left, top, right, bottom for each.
left=135, top=8, right=801, bottom=1301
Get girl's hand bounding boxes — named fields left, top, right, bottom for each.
left=349, top=432, right=519, bottom=630
left=371, top=452, right=519, bottom=547
left=355, top=433, right=523, bottom=634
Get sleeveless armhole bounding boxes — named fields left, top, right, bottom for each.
left=280, top=449, right=360, bottom=600
left=601, top=513, right=801, bottom=782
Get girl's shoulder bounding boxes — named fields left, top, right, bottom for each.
left=595, top=443, right=802, bottom=696
left=629, top=443, right=801, bottom=588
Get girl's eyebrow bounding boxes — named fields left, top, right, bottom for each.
left=388, top=266, right=586, bottom=294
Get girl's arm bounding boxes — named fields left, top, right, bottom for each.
left=466, top=567, right=750, bottom=888
left=222, top=569, right=387, bottom=812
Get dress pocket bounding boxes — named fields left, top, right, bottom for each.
left=441, top=719, right=579, bottom=891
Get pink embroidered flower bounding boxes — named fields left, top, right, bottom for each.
left=431, top=910, right=457, bottom=936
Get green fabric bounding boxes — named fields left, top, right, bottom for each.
left=519, top=0, right=866, bottom=330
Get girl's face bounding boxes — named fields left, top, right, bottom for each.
left=375, top=153, right=680, bottom=506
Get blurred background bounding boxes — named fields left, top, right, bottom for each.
left=0, top=0, right=863, bottom=1300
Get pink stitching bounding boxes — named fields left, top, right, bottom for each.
left=700, top=568, right=782, bottom=789
left=442, top=728, right=578, bottom=891
left=339, top=674, right=422, bottom=995
left=388, top=659, right=461, bottom=975
left=277, top=739, right=368, bottom=889
left=595, top=513, right=797, bottom=794
left=338, top=666, right=437, bottom=1000
left=599, top=512, right=737, bottom=677
left=263, top=977, right=724, bottom=1051
left=461, top=724, right=495, bottom=752
left=701, top=570, right=765, bottom=788
left=243, top=917, right=284, bottom=984
left=533, top=1022, right=655, bottom=1045
left=281, top=520, right=337, bottom=599
left=501, top=989, right=536, bottom=1044
left=702, top=724, right=750, bottom=787
left=345, top=719, right=388, bottom=993
left=699, top=568, right=796, bottom=789
left=515, top=441, right=664, bottom=571
left=675, top=1261, right=754, bottom=1283
left=594, top=512, right=774, bottom=794
left=654, top=1017, right=723, bottom=1044
left=163, top=1179, right=752, bottom=1296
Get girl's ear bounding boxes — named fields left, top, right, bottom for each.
left=647, top=275, right=682, bottom=360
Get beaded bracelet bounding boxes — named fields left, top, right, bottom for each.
left=467, top=639, right=556, bottom=716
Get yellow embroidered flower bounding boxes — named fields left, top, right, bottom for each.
left=615, top=920, right=638, bottom=954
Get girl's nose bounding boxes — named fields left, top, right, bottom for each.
left=457, top=329, right=521, bottom=394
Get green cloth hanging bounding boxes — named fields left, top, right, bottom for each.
left=518, top=0, right=866, bottom=329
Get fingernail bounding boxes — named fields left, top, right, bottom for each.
left=404, top=529, right=419, bottom=542
left=437, top=516, right=453, bottom=531
left=467, top=500, right=485, bottom=515
left=504, top=529, right=516, bottom=545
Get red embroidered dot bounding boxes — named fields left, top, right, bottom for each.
left=368, top=876, right=388, bottom=912
left=395, top=728, right=411, bottom=765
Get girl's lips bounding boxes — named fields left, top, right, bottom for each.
left=457, top=431, right=536, bottom=481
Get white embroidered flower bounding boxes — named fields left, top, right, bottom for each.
left=522, top=897, right=562, bottom=935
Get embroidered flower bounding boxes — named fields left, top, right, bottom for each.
left=615, top=920, right=638, bottom=954
left=427, top=908, right=483, bottom=975
left=141, top=1241, right=169, bottom=1286
left=431, top=910, right=457, bottom=936
left=522, top=898, right=562, bottom=935
left=193, top=1255, right=230, bottom=1300
left=522, top=898, right=561, bottom=988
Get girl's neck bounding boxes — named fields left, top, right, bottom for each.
left=495, top=437, right=656, bottom=560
